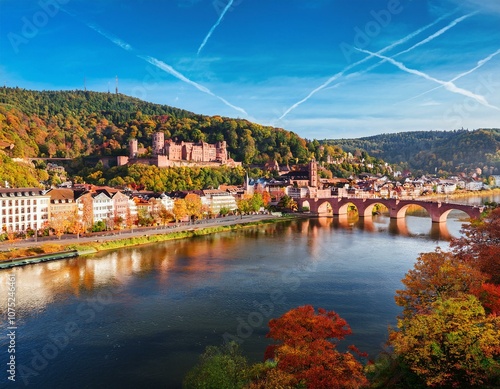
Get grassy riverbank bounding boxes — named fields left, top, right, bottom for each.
left=426, top=188, right=500, bottom=201
left=0, top=216, right=299, bottom=262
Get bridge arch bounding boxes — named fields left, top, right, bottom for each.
left=433, top=208, right=476, bottom=223
left=317, top=201, right=333, bottom=215
left=301, top=200, right=311, bottom=212
left=362, top=202, right=387, bottom=218
left=393, top=202, right=431, bottom=219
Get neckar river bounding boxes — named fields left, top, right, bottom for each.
left=0, top=195, right=498, bottom=388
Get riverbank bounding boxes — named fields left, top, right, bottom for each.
left=425, top=187, right=500, bottom=201
left=0, top=214, right=300, bottom=263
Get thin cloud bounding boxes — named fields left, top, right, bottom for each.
left=355, top=47, right=500, bottom=110
left=197, top=0, right=234, bottom=55
left=325, top=12, right=471, bottom=91
left=405, top=48, right=500, bottom=102
left=396, top=12, right=477, bottom=56
left=62, top=8, right=247, bottom=116
left=277, top=12, right=453, bottom=121
left=138, top=55, right=247, bottom=116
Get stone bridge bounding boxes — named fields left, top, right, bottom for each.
left=296, top=197, right=483, bottom=223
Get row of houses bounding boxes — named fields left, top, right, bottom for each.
left=1, top=169, right=496, bottom=233
left=0, top=185, right=239, bottom=234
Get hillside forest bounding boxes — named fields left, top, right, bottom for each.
left=330, top=129, right=500, bottom=177
left=0, top=87, right=391, bottom=190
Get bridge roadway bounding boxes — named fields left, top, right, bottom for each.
left=296, top=196, right=483, bottom=223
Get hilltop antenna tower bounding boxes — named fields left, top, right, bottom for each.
left=115, top=75, right=118, bottom=94
left=84, top=76, right=87, bottom=91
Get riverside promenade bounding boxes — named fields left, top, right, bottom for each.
left=0, top=214, right=280, bottom=251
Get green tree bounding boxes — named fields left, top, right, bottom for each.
left=183, top=342, right=250, bottom=389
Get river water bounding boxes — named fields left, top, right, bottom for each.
left=0, top=195, right=498, bottom=388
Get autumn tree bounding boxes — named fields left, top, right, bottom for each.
left=173, top=198, right=188, bottom=223
left=262, top=305, right=368, bottom=389
left=261, top=191, right=271, bottom=207
left=451, top=207, right=500, bottom=284
left=157, top=205, right=174, bottom=225
left=277, top=195, right=297, bottom=212
left=395, top=249, right=486, bottom=316
left=68, top=209, right=85, bottom=238
left=478, top=282, right=500, bottom=316
left=390, top=295, right=500, bottom=388
left=49, top=210, right=73, bottom=239
left=125, top=208, right=137, bottom=230
left=185, top=193, right=203, bottom=220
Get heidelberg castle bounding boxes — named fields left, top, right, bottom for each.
left=117, top=132, right=241, bottom=168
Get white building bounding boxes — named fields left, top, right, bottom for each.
left=92, top=192, right=114, bottom=222
left=202, top=190, right=238, bottom=214
left=0, top=188, right=50, bottom=232
left=159, top=194, right=175, bottom=211
left=465, top=181, right=484, bottom=191
left=287, top=186, right=309, bottom=199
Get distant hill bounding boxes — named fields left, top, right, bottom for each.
left=326, top=129, right=500, bottom=176
left=0, top=87, right=392, bottom=189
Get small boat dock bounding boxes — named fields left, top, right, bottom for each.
left=0, top=250, right=79, bottom=270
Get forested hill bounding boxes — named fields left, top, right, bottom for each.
left=0, top=87, right=315, bottom=164
left=327, top=129, right=500, bottom=176
left=0, top=87, right=393, bottom=188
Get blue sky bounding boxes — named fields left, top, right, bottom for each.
left=0, top=0, right=499, bottom=139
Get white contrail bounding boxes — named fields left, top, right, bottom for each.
left=85, top=23, right=247, bottom=116
left=138, top=55, right=247, bottom=115
left=404, top=48, right=500, bottom=102
left=197, top=0, right=234, bottom=55
left=325, top=12, right=472, bottom=91
left=88, top=24, right=133, bottom=52
left=355, top=47, right=500, bottom=110
left=397, top=12, right=477, bottom=56
left=277, top=12, right=453, bottom=120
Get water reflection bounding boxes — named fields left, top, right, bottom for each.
left=0, top=211, right=479, bottom=389
left=0, top=212, right=469, bottom=316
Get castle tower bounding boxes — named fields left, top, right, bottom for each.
left=309, top=158, right=318, bottom=188
left=129, top=139, right=138, bottom=158
left=152, top=132, right=165, bottom=156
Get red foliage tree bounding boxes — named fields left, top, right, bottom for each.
left=263, top=305, right=368, bottom=389
left=479, top=283, right=500, bottom=315
left=452, top=207, right=500, bottom=284
left=395, top=249, right=487, bottom=316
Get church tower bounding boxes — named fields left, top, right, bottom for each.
left=309, top=158, right=318, bottom=188
left=245, top=172, right=254, bottom=196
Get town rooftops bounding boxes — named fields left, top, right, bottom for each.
left=47, top=188, right=75, bottom=201
left=0, top=187, right=45, bottom=196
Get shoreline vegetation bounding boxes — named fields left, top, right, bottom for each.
left=0, top=215, right=300, bottom=263
left=426, top=187, right=500, bottom=200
